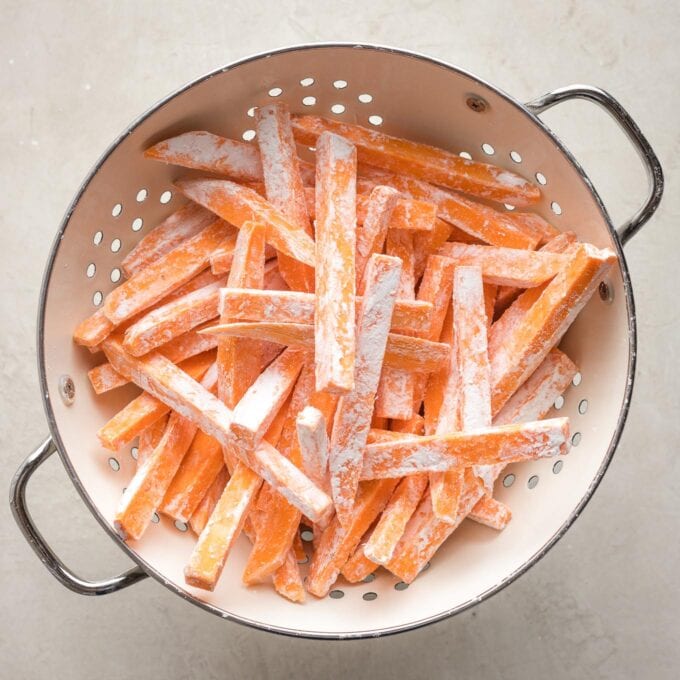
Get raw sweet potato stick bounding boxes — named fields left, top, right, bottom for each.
left=121, top=203, right=218, bottom=277
left=291, top=115, right=540, bottom=206
left=329, top=254, right=402, bottom=527
left=256, top=103, right=315, bottom=292
left=176, top=178, right=316, bottom=266
left=189, top=467, right=229, bottom=535
left=219, top=288, right=433, bottom=334
left=314, top=131, right=357, bottom=394
left=136, top=415, right=169, bottom=466
left=296, top=406, right=329, bottom=493
left=466, top=495, right=512, bottom=531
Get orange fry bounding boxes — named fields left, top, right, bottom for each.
left=104, top=220, right=231, bottom=325
left=176, top=178, right=316, bottom=266
left=201, top=322, right=450, bottom=373
left=329, top=254, right=402, bottom=527
left=272, top=550, right=306, bottom=603
left=122, top=203, right=217, bottom=277
left=189, top=467, right=229, bottom=535
left=292, top=115, right=540, bottom=206
left=296, top=406, right=329, bottom=493
left=219, top=288, right=432, bottom=334
left=136, top=415, right=168, bottom=466
left=314, top=131, right=357, bottom=394
left=467, top=495, right=512, bottom=530
left=341, top=537, right=379, bottom=583
left=438, top=243, right=570, bottom=287
left=507, top=211, right=560, bottom=246
left=489, top=243, right=616, bottom=414
left=256, top=103, right=315, bottom=292
left=360, top=418, right=570, bottom=479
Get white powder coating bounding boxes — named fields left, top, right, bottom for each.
left=438, top=243, right=570, bottom=288
left=494, top=170, right=531, bottom=189
left=88, top=363, right=126, bottom=394
left=123, top=283, right=221, bottom=356
left=122, top=203, right=217, bottom=277
left=229, top=348, right=305, bottom=441
left=329, top=255, right=401, bottom=526
left=149, top=131, right=263, bottom=181
left=101, top=339, right=332, bottom=523
left=176, top=179, right=316, bottom=266
left=360, top=418, right=569, bottom=479
left=220, top=289, right=313, bottom=323
left=296, top=406, right=329, bottom=493
left=256, top=105, right=312, bottom=232
left=314, top=132, right=357, bottom=393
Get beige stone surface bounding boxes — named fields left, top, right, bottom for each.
left=1, top=1, right=678, bottom=678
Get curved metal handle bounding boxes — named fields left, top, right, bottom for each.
left=525, top=84, right=664, bottom=245
left=9, top=437, right=148, bottom=595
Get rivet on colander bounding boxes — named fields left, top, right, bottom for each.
left=599, top=280, right=614, bottom=304
left=502, top=473, right=515, bottom=488
left=58, top=375, right=75, bottom=406
left=571, top=432, right=582, bottom=447
left=466, top=95, right=488, bottom=113
left=552, top=460, right=564, bottom=474
left=394, top=581, right=409, bottom=591
left=527, top=475, right=539, bottom=489
left=362, top=592, right=378, bottom=601
left=174, top=520, right=188, bottom=532
left=108, top=457, right=120, bottom=472
left=329, top=589, right=344, bottom=599
left=578, top=399, right=588, bottom=415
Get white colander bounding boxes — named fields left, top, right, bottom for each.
left=10, top=43, right=663, bottom=639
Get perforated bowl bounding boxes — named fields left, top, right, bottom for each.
left=10, top=44, right=663, bottom=639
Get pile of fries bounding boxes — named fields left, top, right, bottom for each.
left=74, top=103, right=616, bottom=602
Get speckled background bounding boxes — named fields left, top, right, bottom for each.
left=1, top=1, right=678, bottom=678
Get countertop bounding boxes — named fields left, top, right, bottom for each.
left=1, top=1, right=678, bottom=678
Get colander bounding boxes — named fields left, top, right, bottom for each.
left=10, top=43, right=663, bottom=639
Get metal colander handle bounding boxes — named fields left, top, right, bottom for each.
left=526, top=84, right=664, bottom=245
left=9, top=437, right=148, bottom=595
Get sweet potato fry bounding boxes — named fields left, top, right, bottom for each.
left=389, top=197, right=437, bottom=233
left=359, top=169, right=538, bottom=250
left=189, top=467, right=229, bottom=535
left=341, top=537, right=379, bottom=583
left=161, top=429, right=224, bottom=522
left=256, top=103, right=315, bottom=292
left=292, top=115, right=540, bottom=206
left=272, top=550, right=306, bottom=603
left=136, top=415, right=168, bottom=466
left=329, top=254, right=402, bottom=527
left=123, top=281, right=222, bottom=356
left=73, top=309, right=115, bottom=348
left=122, top=203, right=218, bottom=277
left=103, top=220, right=230, bottom=325
left=360, top=418, right=570, bottom=479
left=201, top=322, right=450, bottom=373
left=145, top=131, right=263, bottom=182
left=437, top=243, right=570, bottom=287
left=227, top=348, right=306, bottom=458
left=184, top=463, right=263, bottom=591
left=306, top=479, right=398, bottom=597
left=355, top=186, right=399, bottom=291
left=489, top=243, right=616, bottom=414
left=413, top=218, right=454, bottom=280
left=176, top=178, right=316, bottom=266
left=467, top=495, right=512, bottom=530
left=219, top=288, right=432, bottom=334
left=483, top=283, right=498, bottom=328
left=101, top=337, right=332, bottom=523
left=507, top=211, right=560, bottom=246
left=208, top=232, right=239, bottom=275
left=96, top=350, right=215, bottom=450
left=363, top=473, right=428, bottom=566
left=217, top=221, right=267, bottom=422
left=296, top=406, right=329, bottom=493
left=88, top=362, right=126, bottom=395
left=314, top=131, right=357, bottom=394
